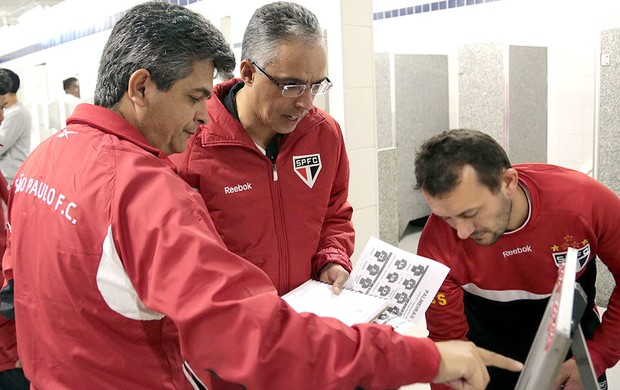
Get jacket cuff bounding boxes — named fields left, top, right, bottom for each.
left=312, top=247, right=353, bottom=277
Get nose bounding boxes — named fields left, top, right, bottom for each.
left=454, top=219, right=476, bottom=240
left=294, top=89, right=314, bottom=110
left=195, top=101, right=209, bottom=125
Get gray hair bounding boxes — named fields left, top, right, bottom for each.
left=94, top=1, right=235, bottom=108
left=241, top=1, right=325, bottom=66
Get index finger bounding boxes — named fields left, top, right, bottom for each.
left=476, top=347, right=524, bottom=372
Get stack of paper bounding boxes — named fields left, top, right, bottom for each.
left=282, top=279, right=389, bottom=327
left=282, top=236, right=450, bottom=328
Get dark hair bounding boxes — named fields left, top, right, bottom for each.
left=241, top=1, right=325, bottom=66
left=0, top=69, right=19, bottom=93
left=94, top=1, right=235, bottom=108
left=63, top=77, right=78, bottom=91
left=414, top=129, right=512, bottom=196
left=0, top=70, right=11, bottom=95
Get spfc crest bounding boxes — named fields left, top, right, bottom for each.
left=552, top=244, right=590, bottom=272
left=293, top=154, right=322, bottom=188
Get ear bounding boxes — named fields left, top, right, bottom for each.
left=127, top=69, right=152, bottom=107
left=502, top=168, right=520, bottom=196
left=239, top=60, right=255, bottom=85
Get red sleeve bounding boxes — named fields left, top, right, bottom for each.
left=582, top=179, right=620, bottom=376
left=113, top=166, right=441, bottom=389
left=311, top=121, right=354, bottom=277
left=418, top=216, right=469, bottom=340
left=417, top=216, right=469, bottom=390
left=0, top=172, right=18, bottom=371
left=0, top=173, right=8, bottom=205
left=0, top=171, right=9, bottom=272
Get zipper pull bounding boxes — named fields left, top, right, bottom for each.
left=273, top=163, right=278, bottom=181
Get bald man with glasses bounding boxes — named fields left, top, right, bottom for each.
left=171, top=1, right=355, bottom=382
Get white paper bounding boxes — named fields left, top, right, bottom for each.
left=344, top=236, right=450, bottom=324
left=282, top=279, right=389, bottom=326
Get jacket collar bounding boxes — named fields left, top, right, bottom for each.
left=199, top=78, right=325, bottom=147
left=67, top=103, right=175, bottom=168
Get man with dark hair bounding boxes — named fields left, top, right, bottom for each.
left=415, top=128, right=620, bottom=390
left=60, top=76, right=81, bottom=125
left=62, top=77, right=80, bottom=99
left=0, top=68, right=31, bottom=185
left=3, top=3, right=521, bottom=390
left=0, top=70, right=10, bottom=119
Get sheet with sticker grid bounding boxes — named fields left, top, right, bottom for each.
left=344, top=236, right=450, bottom=325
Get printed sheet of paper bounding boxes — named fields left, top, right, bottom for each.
left=282, top=279, right=389, bottom=327
left=344, top=236, right=450, bottom=324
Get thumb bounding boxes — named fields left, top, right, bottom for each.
left=331, top=271, right=349, bottom=295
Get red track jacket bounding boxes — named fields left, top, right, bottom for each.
left=3, top=104, right=440, bottom=389
left=172, top=79, right=354, bottom=296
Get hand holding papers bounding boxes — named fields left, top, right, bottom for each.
left=283, top=236, right=450, bottom=329
left=282, top=280, right=389, bottom=326
left=345, top=236, right=450, bottom=325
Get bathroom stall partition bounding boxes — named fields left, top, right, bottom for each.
left=458, top=43, right=548, bottom=164
left=376, top=53, right=449, bottom=244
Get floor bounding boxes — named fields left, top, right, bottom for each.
left=396, top=223, right=620, bottom=390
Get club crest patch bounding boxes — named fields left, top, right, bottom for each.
left=293, top=154, right=322, bottom=188
left=551, top=238, right=590, bottom=272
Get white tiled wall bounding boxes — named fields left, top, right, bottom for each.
left=350, top=205, right=379, bottom=267
left=338, top=0, right=379, bottom=263
left=371, top=0, right=620, bottom=174
left=343, top=88, right=375, bottom=150
left=348, top=148, right=378, bottom=210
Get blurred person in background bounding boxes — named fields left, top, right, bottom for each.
left=0, top=69, right=31, bottom=186
left=62, top=76, right=81, bottom=122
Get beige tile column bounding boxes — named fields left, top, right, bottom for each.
left=335, top=0, right=379, bottom=264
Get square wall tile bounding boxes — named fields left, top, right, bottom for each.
left=558, top=106, right=584, bottom=135
left=348, top=148, right=377, bottom=210
left=342, top=26, right=374, bottom=89
left=547, top=107, right=560, bottom=136
left=558, top=76, right=585, bottom=107
left=558, top=134, right=585, bottom=165
left=341, top=0, right=372, bottom=27
left=546, top=131, right=560, bottom=164
left=343, top=87, right=375, bottom=150
left=351, top=205, right=378, bottom=265
left=582, top=104, right=595, bottom=135
left=583, top=76, right=595, bottom=107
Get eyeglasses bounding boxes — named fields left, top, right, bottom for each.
left=251, top=61, right=332, bottom=98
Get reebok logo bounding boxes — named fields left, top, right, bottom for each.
left=502, top=245, right=533, bottom=258
left=224, top=182, right=253, bottom=194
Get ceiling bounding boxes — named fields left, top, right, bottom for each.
left=0, top=0, right=65, bottom=27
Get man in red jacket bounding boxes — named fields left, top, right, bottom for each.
left=415, top=129, right=617, bottom=390
left=0, top=68, right=29, bottom=390
left=3, top=3, right=521, bottom=390
left=171, top=2, right=353, bottom=304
